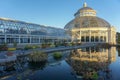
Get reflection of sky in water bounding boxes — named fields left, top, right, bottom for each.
left=29, top=60, right=76, bottom=80
left=109, top=51, right=120, bottom=80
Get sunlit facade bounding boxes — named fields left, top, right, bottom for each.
left=65, top=3, right=116, bottom=44
left=0, top=18, right=70, bottom=45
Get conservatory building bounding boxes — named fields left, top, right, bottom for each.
left=0, top=18, right=70, bottom=45
left=64, top=3, right=116, bottom=44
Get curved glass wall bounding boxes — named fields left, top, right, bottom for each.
left=0, top=18, right=70, bottom=44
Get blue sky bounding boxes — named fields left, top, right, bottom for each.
left=0, top=0, right=120, bottom=32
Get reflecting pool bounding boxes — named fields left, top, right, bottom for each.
left=0, top=47, right=120, bottom=80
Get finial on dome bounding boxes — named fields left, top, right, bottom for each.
left=83, top=2, right=87, bottom=7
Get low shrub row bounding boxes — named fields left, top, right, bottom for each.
left=8, top=48, right=16, bottom=51
left=24, top=45, right=40, bottom=50
left=0, top=44, right=8, bottom=51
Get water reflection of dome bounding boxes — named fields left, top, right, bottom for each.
left=70, top=47, right=116, bottom=62
left=66, top=47, right=116, bottom=79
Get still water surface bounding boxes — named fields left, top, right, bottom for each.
left=0, top=47, right=120, bottom=80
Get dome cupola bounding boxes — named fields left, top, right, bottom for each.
left=74, top=2, right=96, bottom=17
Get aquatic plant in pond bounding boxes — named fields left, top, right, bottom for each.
left=53, top=52, right=62, bottom=60
left=28, top=51, right=47, bottom=62
left=91, top=72, right=98, bottom=80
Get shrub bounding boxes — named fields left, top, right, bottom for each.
left=50, top=43, right=55, bottom=47
left=33, top=45, right=40, bottom=49
left=53, top=52, right=62, bottom=60
left=8, top=48, right=16, bottom=51
left=0, top=44, right=8, bottom=51
left=41, top=43, right=46, bottom=48
left=41, top=43, right=53, bottom=48
left=32, top=46, right=36, bottom=49
left=24, top=45, right=39, bottom=50
left=13, top=42, right=17, bottom=48
left=67, top=43, right=72, bottom=46
left=24, top=45, right=32, bottom=50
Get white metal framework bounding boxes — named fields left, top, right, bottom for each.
left=0, top=18, right=70, bottom=45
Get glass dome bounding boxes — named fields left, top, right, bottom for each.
left=64, top=16, right=110, bottom=29
left=64, top=2, right=111, bottom=29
